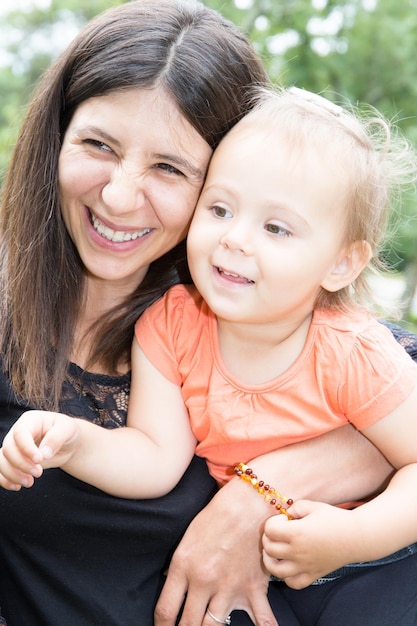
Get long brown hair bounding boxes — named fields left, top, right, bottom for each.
left=0, top=0, right=268, bottom=409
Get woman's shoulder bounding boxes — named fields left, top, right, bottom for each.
left=379, top=320, right=417, bottom=362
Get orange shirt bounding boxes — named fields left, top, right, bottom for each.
left=136, top=285, right=417, bottom=485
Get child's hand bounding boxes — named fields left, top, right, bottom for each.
left=0, top=410, right=79, bottom=490
left=262, top=500, right=355, bottom=589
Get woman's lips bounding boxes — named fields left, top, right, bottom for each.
left=89, top=211, right=151, bottom=243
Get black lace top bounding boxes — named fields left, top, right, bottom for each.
left=0, top=362, right=217, bottom=626
left=61, top=363, right=131, bottom=427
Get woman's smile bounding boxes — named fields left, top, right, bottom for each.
left=88, top=208, right=152, bottom=243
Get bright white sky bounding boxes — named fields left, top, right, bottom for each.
left=0, top=0, right=51, bottom=15
left=0, top=0, right=80, bottom=70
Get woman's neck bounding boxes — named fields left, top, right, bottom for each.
left=70, top=278, right=134, bottom=374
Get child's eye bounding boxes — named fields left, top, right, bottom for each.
left=265, top=223, right=291, bottom=237
left=212, top=205, right=232, bottom=219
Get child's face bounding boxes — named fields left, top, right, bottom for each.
left=187, top=118, right=351, bottom=327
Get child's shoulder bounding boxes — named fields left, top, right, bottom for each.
left=145, top=284, right=210, bottom=330
left=312, top=308, right=416, bottom=366
left=313, top=307, right=379, bottom=334
left=164, top=284, right=205, bottom=310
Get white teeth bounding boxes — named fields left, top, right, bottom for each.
left=219, top=267, right=254, bottom=284
left=91, top=214, right=150, bottom=242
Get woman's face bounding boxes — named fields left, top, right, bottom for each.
left=59, top=88, right=212, bottom=297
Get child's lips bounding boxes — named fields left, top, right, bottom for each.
left=215, top=266, right=254, bottom=284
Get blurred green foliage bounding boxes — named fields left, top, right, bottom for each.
left=1, top=0, right=416, bottom=317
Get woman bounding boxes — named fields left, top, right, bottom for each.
left=0, top=1, right=413, bottom=625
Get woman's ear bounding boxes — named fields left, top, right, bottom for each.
left=321, top=240, right=372, bottom=293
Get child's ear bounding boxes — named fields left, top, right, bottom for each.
left=321, top=240, right=372, bottom=293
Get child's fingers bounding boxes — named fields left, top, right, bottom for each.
left=0, top=471, right=24, bottom=491
left=262, top=549, right=286, bottom=578
left=21, top=410, right=77, bottom=460
left=263, top=511, right=290, bottom=542
left=37, top=428, right=72, bottom=459
left=1, top=410, right=77, bottom=487
left=0, top=427, right=44, bottom=488
left=0, top=448, right=40, bottom=489
left=3, top=427, right=43, bottom=470
left=0, top=471, right=35, bottom=490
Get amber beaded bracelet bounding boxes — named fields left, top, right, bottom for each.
left=234, top=462, right=294, bottom=519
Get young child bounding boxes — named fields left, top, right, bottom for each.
left=1, top=87, right=417, bottom=621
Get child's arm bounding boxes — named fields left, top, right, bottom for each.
left=0, top=338, right=196, bottom=498
left=262, top=384, right=417, bottom=589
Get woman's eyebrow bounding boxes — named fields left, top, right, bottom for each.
left=73, top=126, right=205, bottom=179
left=73, top=125, right=121, bottom=147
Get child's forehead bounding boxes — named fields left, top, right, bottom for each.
left=224, top=99, right=358, bottom=171
left=215, top=119, right=286, bottom=164
left=220, top=115, right=314, bottom=167
left=214, top=117, right=335, bottom=177
left=225, top=113, right=287, bottom=146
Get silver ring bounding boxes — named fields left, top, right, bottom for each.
left=206, top=607, right=232, bottom=625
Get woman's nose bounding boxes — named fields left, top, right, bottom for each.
left=101, top=166, right=146, bottom=216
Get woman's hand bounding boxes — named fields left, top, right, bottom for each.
left=154, top=476, right=278, bottom=626
left=155, top=425, right=393, bottom=625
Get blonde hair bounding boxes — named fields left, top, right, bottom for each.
left=236, top=86, right=417, bottom=313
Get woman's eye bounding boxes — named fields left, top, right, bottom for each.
left=155, top=163, right=183, bottom=176
left=84, top=139, right=113, bottom=153
left=266, top=223, right=291, bottom=237
left=212, top=205, right=232, bottom=219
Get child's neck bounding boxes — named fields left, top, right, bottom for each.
left=216, top=312, right=313, bottom=385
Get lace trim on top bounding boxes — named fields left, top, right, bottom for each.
left=381, top=321, right=417, bottom=361
left=59, top=362, right=131, bottom=429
